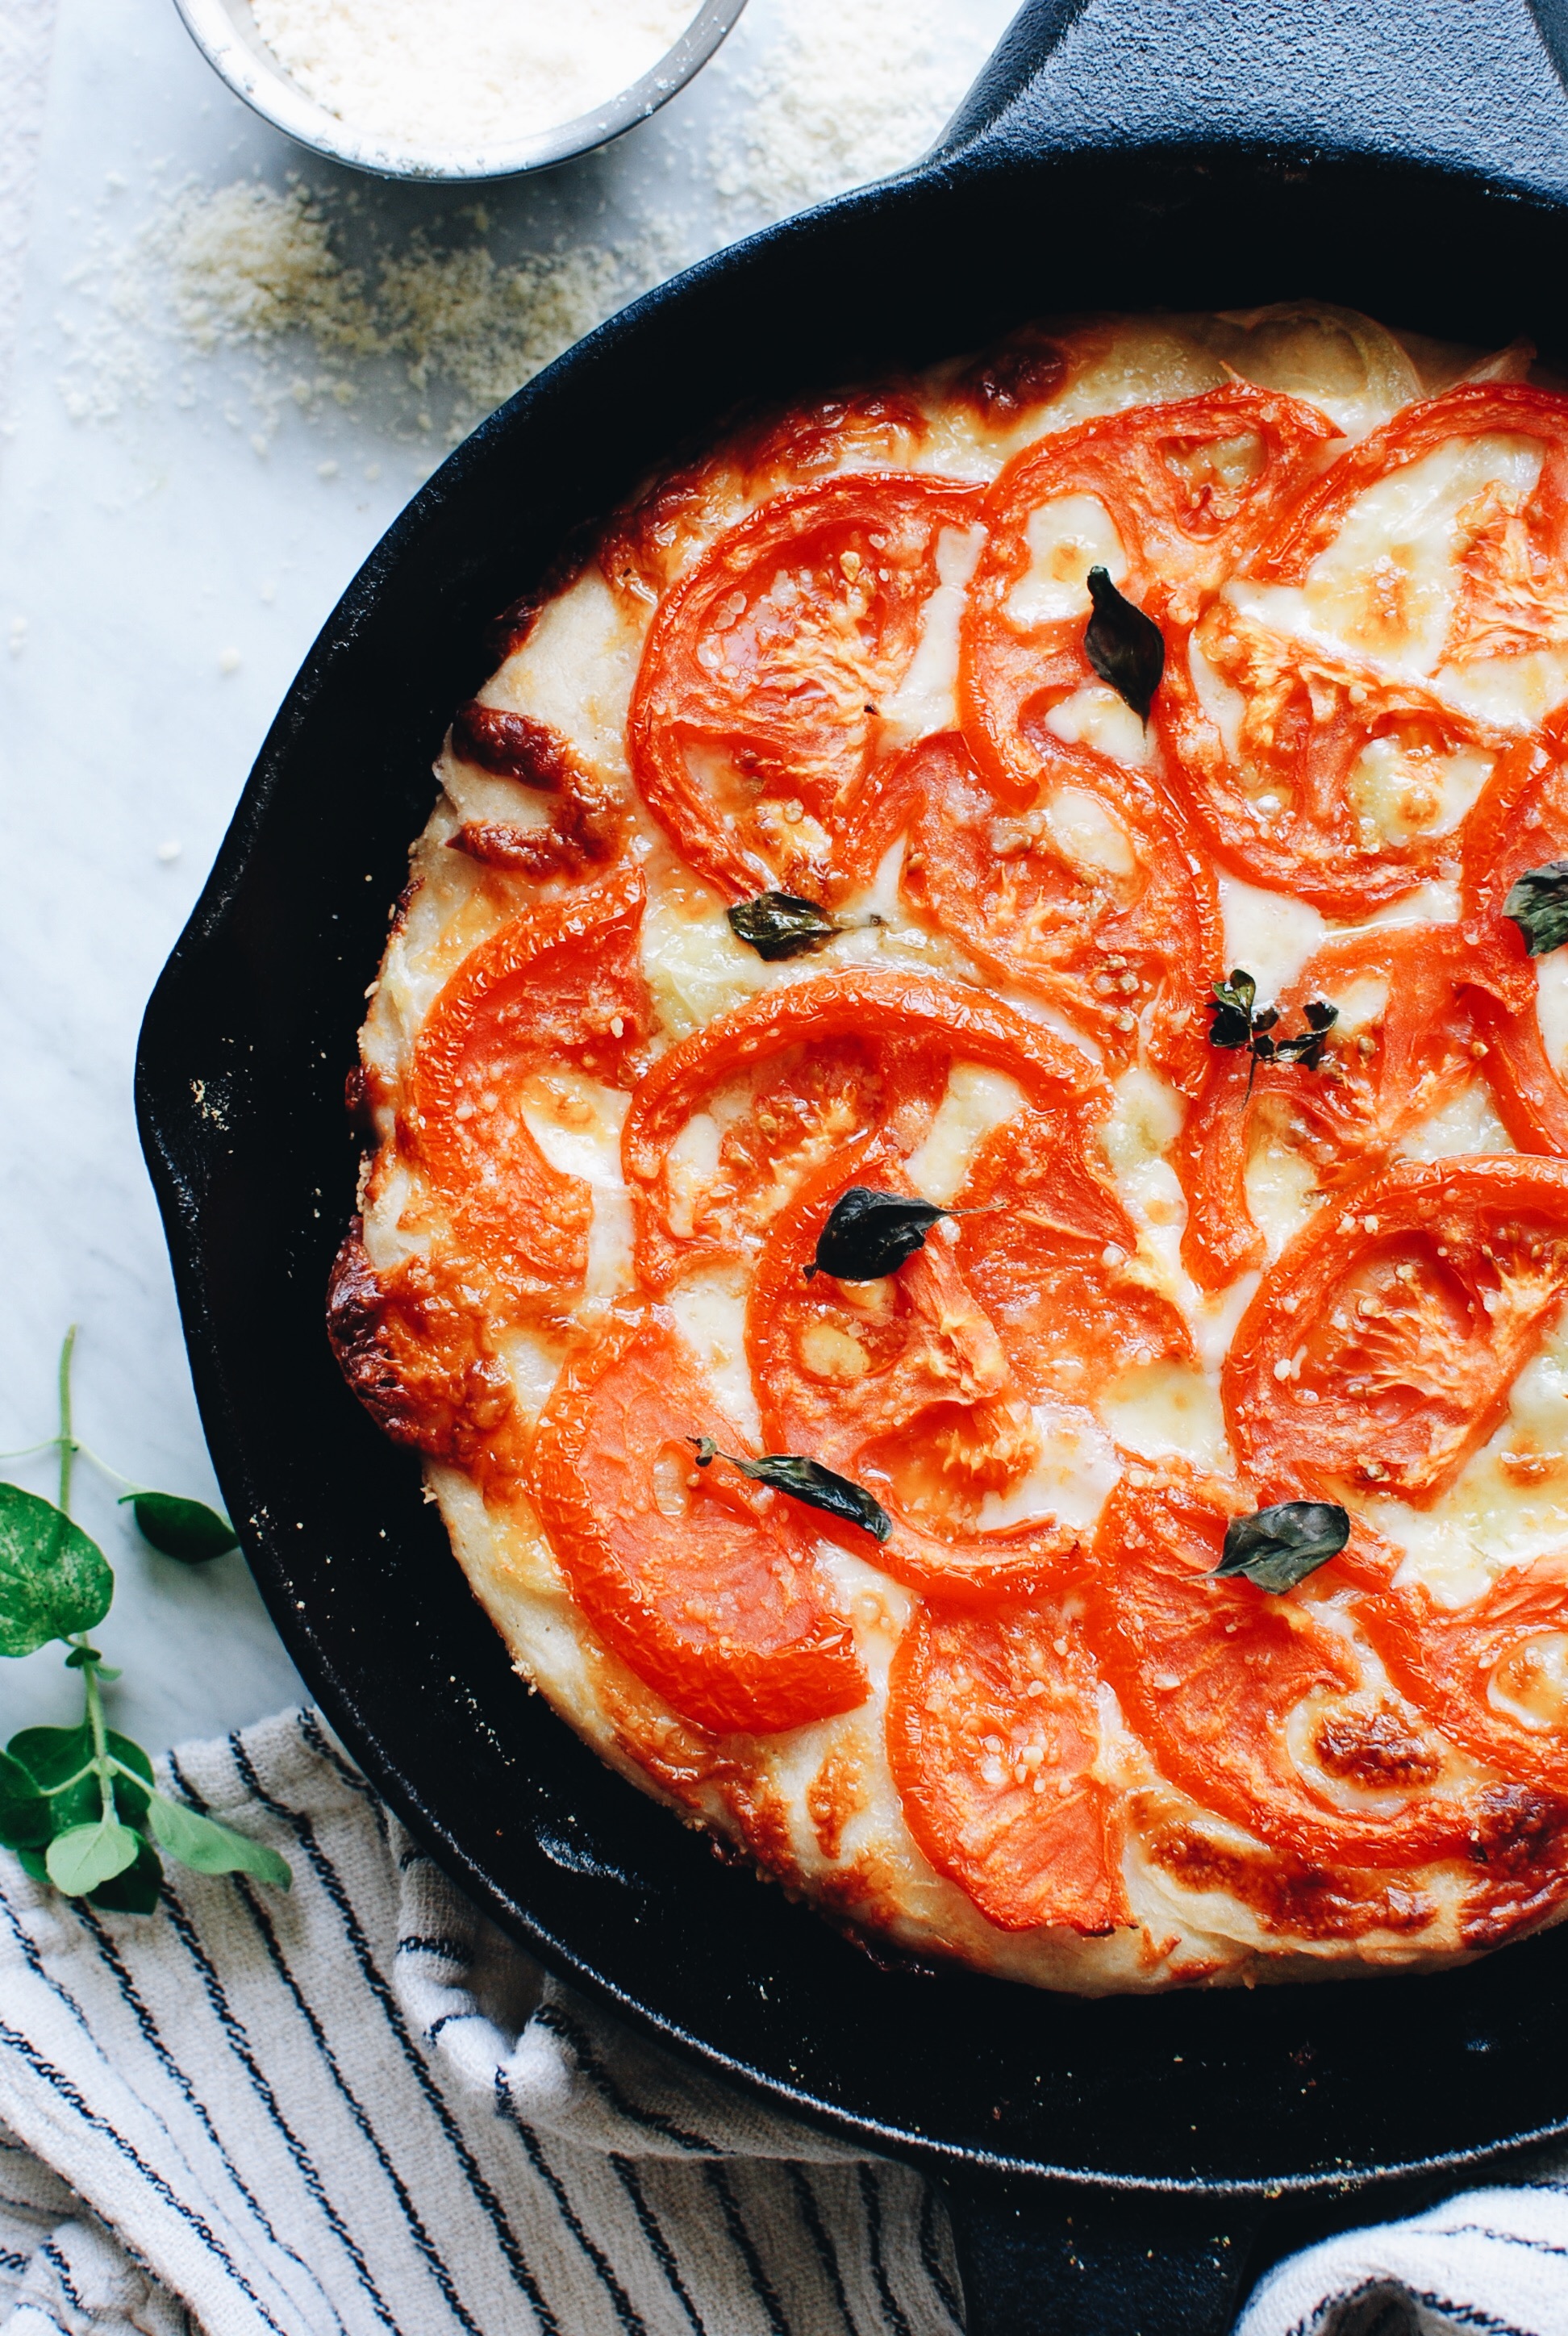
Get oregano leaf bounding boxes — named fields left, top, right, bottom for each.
left=148, top=1794, right=291, bottom=1888
left=119, top=1491, right=238, bottom=1565
left=0, top=1750, right=52, bottom=1851
left=0, top=1484, right=112, bottom=1656
left=88, top=1831, right=164, bottom=1915
left=1212, top=1500, right=1350, bottom=1593
left=46, top=1817, right=141, bottom=1896
left=690, top=1437, right=892, bottom=1543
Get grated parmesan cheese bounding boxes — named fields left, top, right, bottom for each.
left=248, top=0, right=700, bottom=156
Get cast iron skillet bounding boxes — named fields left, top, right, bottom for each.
left=137, top=1, right=1568, bottom=2325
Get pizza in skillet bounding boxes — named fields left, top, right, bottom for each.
left=330, top=304, right=1568, bottom=1992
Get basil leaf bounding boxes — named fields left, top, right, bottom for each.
left=1504, top=860, right=1568, bottom=957
left=88, top=1831, right=164, bottom=1914
left=807, top=1188, right=949, bottom=1281
left=1213, top=1500, right=1350, bottom=1593
left=727, top=893, right=840, bottom=962
left=148, top=1793, right=292, bottom=1888
left=0, top=1750, right=52, bottom=1850
left=0, top=1483, right=113, bottom=1656
left=119, top=1491, right=238, bottom=1565
left=690, top=1437, right=892, bottom=1543
left=1084, top=567, right=1165, bottom=724
left=46, top=1816, right=142, bottom=1896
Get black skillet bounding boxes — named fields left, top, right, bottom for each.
left=137, top=0, right=1568, bottom=2326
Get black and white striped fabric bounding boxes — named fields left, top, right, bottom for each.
left=0, top=1708, right=1563, bottom=2336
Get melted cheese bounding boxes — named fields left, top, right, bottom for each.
left=882, top=523, right=986, bottom=742
left=1006, top=494, right=1127, bottom=628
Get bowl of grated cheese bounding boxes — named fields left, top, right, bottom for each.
left=171, top=0, right=746, bottom=181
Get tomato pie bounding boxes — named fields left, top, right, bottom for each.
left=331, top=306, right=1568, bottom=1991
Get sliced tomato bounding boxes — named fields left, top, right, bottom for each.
left=627, top=473, right=985, bottom=901
left=960, top=383, right=1338, bottom=807
left=1224, top=1157, right=1568, bottom=1504
left=1460, top=714, right=1568, bottom=1153
left=1161, top=382, right=1568, bottom=916
left=601, top=394, right=931, bottom=611
left=1159, top=603, right=1496, bottom=916
left=1086, top=1470, right=1474, bottom=1867
left=530, top=1308, right=867, bottom=1736
left=886, top=1600, right=1129, bottom=1933
left=1358, top=1561, right=1568, bottom=1799
left=1254, top=381, right=1568, bottom=592
left=746, top=1150, right=1083, bottom=1604
left=1177, top=922, right=1487, bottom=1291
left=953, top=1107, right=1195, bottom=1398
left=622, top=970, right=1101, bottom=1293
left=898, top=732, right=1223, bottom=1095
left=406, top=867, right=648, bottom=1318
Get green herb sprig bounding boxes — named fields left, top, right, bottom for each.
left=1207, top=968, right=1338, bottom=1094
left=688, top=1436, right=892, bottom=1544
left=0, top=1331, right=290, bottom=1910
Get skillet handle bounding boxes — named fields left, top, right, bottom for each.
left=940, top=2177, right=1263, bottom=2336
left=931, top=0, right=1568, bottom=196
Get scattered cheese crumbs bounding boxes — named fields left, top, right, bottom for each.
left=55, top=1, right=1012, bottom=444
left=156, top=840, right=183, bottom=863
left=218, top=646, right=242, bottom=673
left=317, top=458, right=339, bottom=478
left=249, top=0, right=699, bottom=153
left=7, top=616, right=25, bottom=655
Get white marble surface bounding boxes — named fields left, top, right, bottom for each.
left=0, top=0, right=1016, bottom=1754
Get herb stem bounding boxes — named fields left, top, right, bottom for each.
left=82, top=1657, right=114, bottom=1822
left=56, top=1325, right=77, bottom=1518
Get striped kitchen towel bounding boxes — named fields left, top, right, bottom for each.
left=0, top=1707, right=1562, bottom=2336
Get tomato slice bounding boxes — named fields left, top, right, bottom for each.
left=407, top=867, right=648, bottom=1318
left=627, top=473, right=985, bottom=901
left=886, top=1600, right=1130, bottom=1933
left=1358, top=1561, right=1568, bottom=1798
left=1255, top=382, right=1568, bottom=590
left=601, top=393, right=931, bottom=611
left=960, top=384, right=1338, bottom=807
left=1162, top=382, right=1568, bottom=916
left=746, top=1149, right=1084, bottom=1603
left=1177, top=922, right=1487, bottom=1291
left=1224, top=1157, right=1568, bottom=1504
left=1086, top=1470, right=1474, bottom=1867
left=898, top=732, right=1223, bottom=1095
left=953, top=1107, right=1195, bottom=1399
left=622, top=970, right=1101, bottom=1293
left=1461, top=715, right=1568, bottom=1153
left=530, top=1308, right=867, bottom=1736
left=1160, top=604, right=1494, bottom=916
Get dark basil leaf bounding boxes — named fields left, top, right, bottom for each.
left=807, top=1188, right=949, bottom=1281
left=119, top=1491, right=239, bottom=1564
left=1504, top=860, right=1568, bottom=957
left=1213, top=1501, right=1350, bottom=1593
left=727, top=894, right=840, bottom=962
left=1084, top=566, right=1166, bottom=724
left=1274, top=998, right=1339, bottom=1071
left=88, top=1830, right=164, bottom=1915
left=690, top=1437, right=892, bottom=1543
